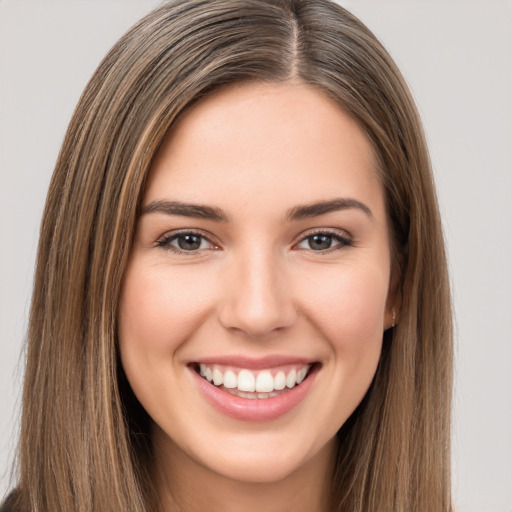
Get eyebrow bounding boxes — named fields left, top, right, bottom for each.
left=285, top=198, right=373, bottom=221
left=141, top=197, right=373, bottom=222
left=141, top=200, right=230, bottom=222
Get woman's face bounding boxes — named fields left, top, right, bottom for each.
left=119, top=81, right=396, bottom=485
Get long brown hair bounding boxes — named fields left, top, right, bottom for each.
left=9, top=1, right=452, bottom=510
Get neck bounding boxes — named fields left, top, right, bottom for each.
left=152, top=427, right=337, bottom=512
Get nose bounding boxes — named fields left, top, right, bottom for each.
left=218, top=248, right=297, bottom=338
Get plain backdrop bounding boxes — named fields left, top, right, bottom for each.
left=1, top=1, right=511, bottom=510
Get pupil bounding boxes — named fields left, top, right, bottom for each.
left=178, top=234, right=201, bottom=250
left=309, top=234, right=332, bottom=250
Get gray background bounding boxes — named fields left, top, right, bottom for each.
left=1, top=1, right=511, bottom=510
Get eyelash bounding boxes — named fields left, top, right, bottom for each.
left=156, top=230, right=219, bottom=255
left=155, top=229, right=354, bottom=255
left=295, top=228, right=354, bottom=253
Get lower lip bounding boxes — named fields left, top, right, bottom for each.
left=189, top=365, right=319, bottom=422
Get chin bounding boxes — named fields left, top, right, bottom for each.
left=198, top=453, right=309, bottom=486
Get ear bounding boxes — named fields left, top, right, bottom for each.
left=384, top=256, right=402, bottom=330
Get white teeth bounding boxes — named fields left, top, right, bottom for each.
left=296, top=367, right=308, bottom=384
left=197, top=363, right=312, bottom=396
left=286, top=369, right=297, bottom=389
left=274, top=371, right=286, bottom=390
left=223, top=370, right=237, bottom=389
left=255, top=371, right=274, bottom=392
left=212, top=368, right=223, bottom=386
left=238, top=369, right=256, bottom=392
left=274, top=372, right=286, bottom=391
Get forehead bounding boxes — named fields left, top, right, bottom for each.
left=145, top=81, right=384, bottom=218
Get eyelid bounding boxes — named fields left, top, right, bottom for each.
left=155, top=228, right=221, bottom=253
left=292, top=227, right=354, bottom=252
left=154, top=227, right=353, bottom=255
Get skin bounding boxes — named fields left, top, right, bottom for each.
left=118, top=80, right=397, bottom=512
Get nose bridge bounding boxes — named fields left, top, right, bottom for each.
left=219, top=243, right=296, bottom=337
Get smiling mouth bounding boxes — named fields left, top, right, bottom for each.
left=190, top=362, right=318, bottom=399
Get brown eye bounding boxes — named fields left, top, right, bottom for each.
left=157, top=231, right=218, bottom=253
left=308, top=234, right=333, bottom=251
left=176, top=234, right=202, bottom=250
left=296, top=231, right=353, bottom=252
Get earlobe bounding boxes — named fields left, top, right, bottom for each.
left=385, top=256, right=402, bottom=330
left=384, top=305, right=398, bottom=331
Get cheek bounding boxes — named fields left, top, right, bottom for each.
left=298, top=261, right=389, bottom=355
left=118, top=262, right=215, bottom=358
left=288, top=261, right=389, bottom=436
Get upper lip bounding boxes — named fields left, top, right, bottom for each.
left=187, top=354, right=318, bottom=370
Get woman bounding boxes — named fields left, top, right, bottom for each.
left=1, top=0, right=453, bottom=510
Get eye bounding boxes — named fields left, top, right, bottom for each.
left=295, top=231, right=353, bottom=252
left=156, top=231, right=219, bottom=253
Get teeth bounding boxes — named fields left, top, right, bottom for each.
left=296, top=367, right=308, bottom=384
left=286, top=369, right=296, bottom=389
left=274, top=371, right=286, bottom=391
left=238, top=369, right=256, bottom=392
left=212, top=368, right=223, bottom=386
left=223, top=370, right=237, bottom=389
left=197, top=363, right=312, bottom=396
left=255, top=371, right=274, bottom=392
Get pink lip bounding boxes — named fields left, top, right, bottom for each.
left=189, top=363, right=319, bottom=422
left=187, top=354, right=316, bottom=370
